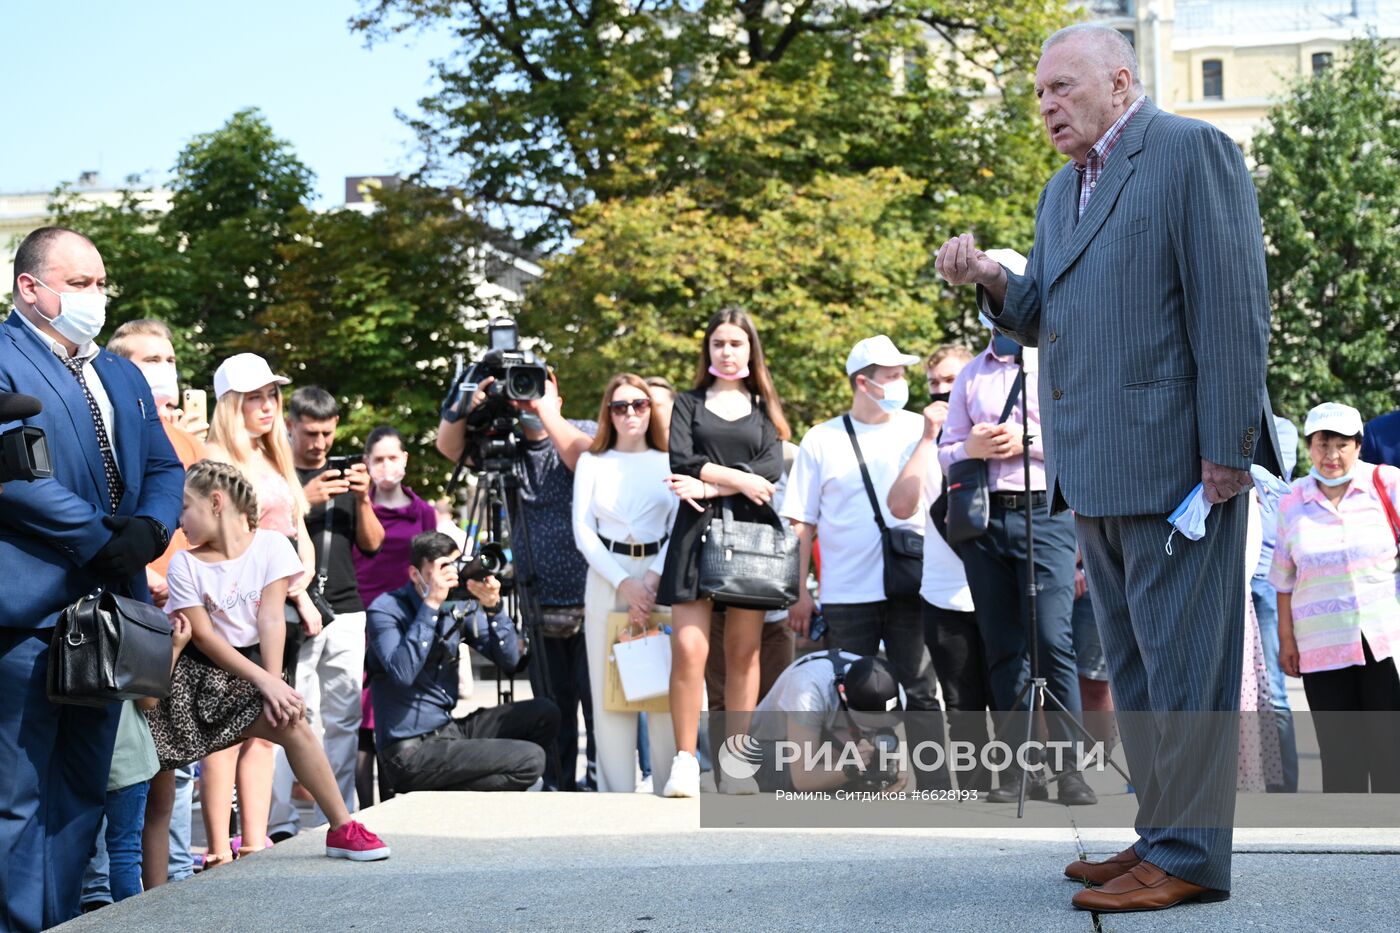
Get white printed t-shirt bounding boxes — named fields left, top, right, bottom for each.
left=166, top=529, right=305, bottom=647
left=780, top=410, right=924, bottom=604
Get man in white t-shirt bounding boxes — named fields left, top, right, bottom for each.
left=782, top=335, right=945, bottom=787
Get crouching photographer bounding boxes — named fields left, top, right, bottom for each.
left=366, top=532, right=560, bottom=793
left=745, top=652, right=911, bottom=794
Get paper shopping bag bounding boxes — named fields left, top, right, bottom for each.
left=603, top=611, right=671, bottom=713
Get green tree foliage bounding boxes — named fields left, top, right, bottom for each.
left=1253, top=34, right=1400, bottom=424
left=356, top=1, right=1069, bottom=428
left=48, top=109, right=488, bottom=495
left=254, top=181, right=486, bottom=474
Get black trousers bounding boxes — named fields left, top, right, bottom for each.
left=526, top=629, right=595, bottom=791
left=824, top=596, right=950, bottom=790
left=921, top=600, right=994, bottom=792
left=382, top=698, right=560, bottom=793
left=1301, top=637, right=1400, bottom=793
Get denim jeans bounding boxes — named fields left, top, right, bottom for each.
left=81, top=782, right=152, bottom=905
left=957, top=504, right=1082, bottom=751
left=168, top=765, right=195, bottom=881
left=1250, top=575, right=1299, bottom=792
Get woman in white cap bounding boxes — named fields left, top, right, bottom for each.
left=202, top=352, right=320, bottom=859
left=1270, top=402, right=1400, bottom=792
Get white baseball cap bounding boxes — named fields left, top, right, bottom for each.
left=1303, top=402, right=1363, bottom=438
left=845, top=335, right=920, bottom=376
left=213, top=353, right=292, bottom=400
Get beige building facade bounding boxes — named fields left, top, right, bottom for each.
left=1092, top=0, right=1400, bottom=144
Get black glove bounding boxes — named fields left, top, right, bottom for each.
left=89, top=515, right=162, bottom=582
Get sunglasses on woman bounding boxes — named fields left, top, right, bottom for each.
left=608, top=398, right=651, bottom=416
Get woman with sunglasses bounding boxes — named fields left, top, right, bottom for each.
left=657, top=307, right=791, bottom=797
left=572, top=374, right=679, bottom=792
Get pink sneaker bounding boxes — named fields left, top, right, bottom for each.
left=325, top=821, right=391, bottom=861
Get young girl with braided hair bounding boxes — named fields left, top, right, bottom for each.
left=145, top=460, right=390, bottom=864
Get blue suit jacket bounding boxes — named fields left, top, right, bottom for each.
left=987, top=100, right=1283, bottom=517
left=0, top=311, right=184, bottom=628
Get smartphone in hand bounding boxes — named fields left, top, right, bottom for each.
left=182, top=388, right=207, bottom=424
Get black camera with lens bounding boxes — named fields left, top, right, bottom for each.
left=0, top=393, right=52, bottom=483
left=846, top=727, right=902, bottom=791
left=444, top=542, right=511, bottom=602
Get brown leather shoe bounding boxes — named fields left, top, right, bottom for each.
left=1071, top=861, right=1230, bottom=912
left=1064, top=844, right=1142, bottom=885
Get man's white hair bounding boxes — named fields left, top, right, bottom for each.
left=1042, top=23, right=1142, bottom=89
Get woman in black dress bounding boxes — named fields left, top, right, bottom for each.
left=657, top=308, right=790, bottom=796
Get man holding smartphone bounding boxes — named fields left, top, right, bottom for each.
left=270, top=385, right=386, bottom=839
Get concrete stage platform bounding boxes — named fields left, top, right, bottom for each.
left=55, top=790, right=1400, bottom=932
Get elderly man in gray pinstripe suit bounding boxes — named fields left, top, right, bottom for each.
left=937, top=24, right=1283, bottom=913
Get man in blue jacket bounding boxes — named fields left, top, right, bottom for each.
left=367, top=532, right=559, bottom=793
left=0, top=227, right=184, bottom=931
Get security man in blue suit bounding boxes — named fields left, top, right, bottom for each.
left=0, top=227, right=184, bottom=932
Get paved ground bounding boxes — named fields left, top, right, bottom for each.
left=58, top=790, right=1400, bottom=933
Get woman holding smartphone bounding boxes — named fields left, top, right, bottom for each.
left=657, top=308, right=790, bottom=797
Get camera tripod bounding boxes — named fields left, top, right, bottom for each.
left=448, top=431, right=570, bottom=786
left=998, top=348, right=1131, bottom=818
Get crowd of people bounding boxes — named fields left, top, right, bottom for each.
left=2, top=23, right=1399, bottom=930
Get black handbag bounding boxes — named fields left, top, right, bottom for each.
left=48, top=588, right=173, bottom=706
left=285, top=513, right=337, bottom=634
left=843, top=415, right=924, bottom=599
left=697, top=498, right=801, bottom=610
left=941, top=372, right=1023, bottom=547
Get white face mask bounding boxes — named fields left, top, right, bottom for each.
left=32, top=277, right=107, bottom=345
left=866, top=378, right=909, bottom=413
left=372, top=460, right=407, bottom=489
left=141, top=362, right=179, bottom=404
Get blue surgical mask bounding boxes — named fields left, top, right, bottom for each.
left=518, top=412, right=544, bottom=431
left=1309, top=466, right=1354, bottom=488
left=991, top=333, right=1020, bottom=359
left=867, top=378, right=909, bottom=413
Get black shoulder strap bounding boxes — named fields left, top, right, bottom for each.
left=843, top=414, right=889, bottom=534
left=997, top=371, right=1024, bottom=425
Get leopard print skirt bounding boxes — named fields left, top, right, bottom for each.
left=143, top=652, right=263, bottom=770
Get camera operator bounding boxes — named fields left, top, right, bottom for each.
left=749, top=652, right=910, bottom=793
left=437, top=367, right=600, bottom=792
left=367, top=532, right=560, bottom=792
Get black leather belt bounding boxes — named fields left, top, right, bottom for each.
left=991, top=490, right=1048, bottom=511
left=597, top=534, right=668, bottom=558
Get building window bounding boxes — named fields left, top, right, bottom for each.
left=1201, top=59, right=1223, bottom=100
left=1312, top=52, right=1333, bottom=76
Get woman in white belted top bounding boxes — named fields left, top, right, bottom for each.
left=572, top=374, right=680, bottom=793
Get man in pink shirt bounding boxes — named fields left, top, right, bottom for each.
left=939, top=329, right=1093, bottom=806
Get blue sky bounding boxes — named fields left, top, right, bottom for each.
left=0, top=0, right=457, bottom=206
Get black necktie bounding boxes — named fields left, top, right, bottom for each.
left=62, top=356, right=124, bottom=513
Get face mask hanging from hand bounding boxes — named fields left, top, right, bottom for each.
left=32, top=277, right=107, bottom=345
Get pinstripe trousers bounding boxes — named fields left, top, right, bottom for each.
left=1075, top=494, right=1246, bottom=892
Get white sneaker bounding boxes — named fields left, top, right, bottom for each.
left=635, top=775, right=654, bottom=794
left=723, top=773, right=759, bottom=795
left=662, top=751, right=701, bottom=798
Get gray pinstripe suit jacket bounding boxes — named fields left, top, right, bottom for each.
left=988, top=99, right=1282, bottom=518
